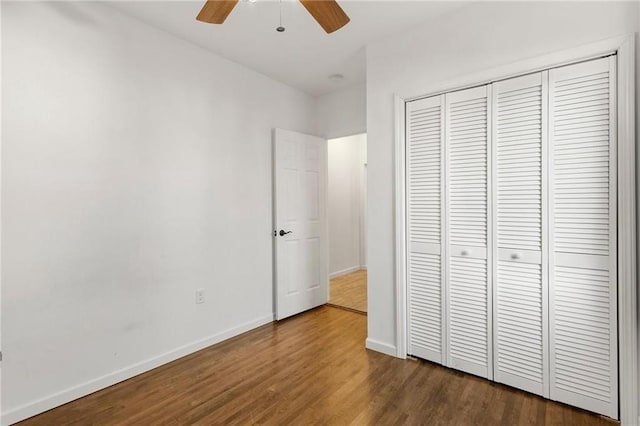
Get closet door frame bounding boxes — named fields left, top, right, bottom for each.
left=393, top=34, right=636, bottom=425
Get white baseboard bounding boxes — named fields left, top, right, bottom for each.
left=365, top=338, right=397, bottom=358
left=329, top=265, right=363, bottom=279
left=360, top=265, right=367, bottom=270
left=2, top=315, right=274, bottom=426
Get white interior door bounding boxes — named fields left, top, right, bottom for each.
left=273, top=128, right=328, bottom=321
left=492, top=71, right=549, bottom=397
left=404, top=54, right=620, bottom=419
left=445, top=85, right=492, bottom=379
left=548, top=56, right=618, bottom=419
left=406, top=94, right=445, bottom=364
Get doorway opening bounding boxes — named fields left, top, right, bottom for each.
left=327, top=133, right=367, bottom=314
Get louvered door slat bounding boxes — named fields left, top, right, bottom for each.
left=407, top=95, right=445, bottom=363
left=492, top=72, right=548, bottom=397
left=445, top=85, right=491, bottom=379
left=549, top=56, right=618, bottom=419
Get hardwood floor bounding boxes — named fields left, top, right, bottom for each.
left=19, top=306, right=615, bottom=426
left=329, top=269, right=367, bottom=313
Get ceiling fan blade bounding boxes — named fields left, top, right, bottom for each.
left=196, top=0, right=239, bottom=24
left=299, top=0, right=350, bottom=34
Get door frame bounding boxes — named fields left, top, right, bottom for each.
left=393, top=34, right=637, bottom=425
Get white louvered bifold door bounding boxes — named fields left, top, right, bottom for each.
left=492, top=72, right=549, bottom=397
left=548, top=56, right=618, bottom=419
left=445, top=85, right=492, bottom=379
left=406, top=95, right=445, bottom=363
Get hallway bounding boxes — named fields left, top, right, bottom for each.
left=329, top=269, right=367, bottom=313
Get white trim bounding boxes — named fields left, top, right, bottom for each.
left=322, top=137, right=330, bottom=309
left=1, top=315, right=274, bottom=426
left=360, top=158, right=368, bottom=272
left=365, top=338, right=397, bottom=357
left=0, top=0, right=4, bottom=419
left=541, top=70, right=550, bottom=399
left=485, top=83, right=494, bottom=381
left=615, top=36, right=638, bottom=426
left=609, top=54, right=620, bottom=420
left=394, top=34, right=637, bottom=424
left=329, top=265, right=363, bottom=279
left=393, top=95, right=407, bottom=359
left=439, top=94, right=447, bottom=364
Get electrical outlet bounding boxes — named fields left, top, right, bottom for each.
left=195, top=288, right=205, bottom=304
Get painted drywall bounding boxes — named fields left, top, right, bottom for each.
left=328, top=134, right=367, bottom=277
left=316, top=82, right=366, bottom=140
left=1, top=2, right=317, bottom=423
left=366, top=0, right=638, bottom=357
left=636, top=8, right=640, bottom=421
left=0, top=1, right=3, bottom=418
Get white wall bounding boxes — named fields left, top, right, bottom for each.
left=316, top=82, right=366, bottom=140
left=636, top=7, right=640, bottom=420
left=319, top=84, right=368, bottom=277
left=366, top=0, right=639, bottom=359
left=0, top=1, right=4, bottom=418
left=1, top=2, right=316, bottom=423
left=328, top=134, right=367, bottom=277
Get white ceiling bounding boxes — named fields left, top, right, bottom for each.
left=108, top=1, right=467, bottom=96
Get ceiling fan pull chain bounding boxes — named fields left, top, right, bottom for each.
left=276, top=0, right=286, bottom=32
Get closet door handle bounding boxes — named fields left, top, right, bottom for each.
left=511, top=252, right=522, bottom=260
left=461, top=250, right=469, bottom=256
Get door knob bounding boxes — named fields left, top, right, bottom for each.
left=511, top=253, right=522, bottom=260
left=279, top=230, right=293, bottom=237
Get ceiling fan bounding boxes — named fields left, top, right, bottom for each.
left=196, top=0, right=351, bottom=34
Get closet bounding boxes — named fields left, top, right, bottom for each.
left=406, top=56, right=618, bottom=419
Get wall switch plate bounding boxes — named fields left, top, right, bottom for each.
left=195, top=288, right=205, bottom=304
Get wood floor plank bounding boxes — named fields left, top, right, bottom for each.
left=17, top=306, right=617, bottom=426
left=329, top=269, right=367, bottom=313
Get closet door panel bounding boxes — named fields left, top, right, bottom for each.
left=445, top=86, right=491, bottom=379
left=406, top=95, right=445, bottom=363
left=492, top=72, right=548, bottom=397
left=549, top=56, right=618, bottom=419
